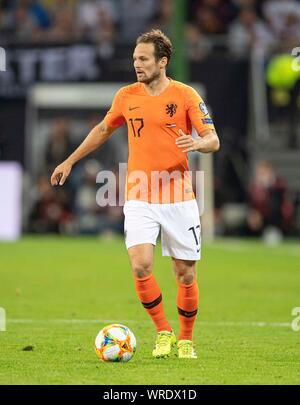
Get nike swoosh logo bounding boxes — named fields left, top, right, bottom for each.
left=129, top=106, right=140, bottom=111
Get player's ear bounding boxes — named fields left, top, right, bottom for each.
left=159, top=56, right=168, bottom=68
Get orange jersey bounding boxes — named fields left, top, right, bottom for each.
left=104, top=79, right=215, bottom=203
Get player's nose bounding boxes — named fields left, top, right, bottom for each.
left=133, top=60, right=139, bottom=68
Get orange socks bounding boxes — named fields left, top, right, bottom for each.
left=177, top=280, right=199, bottom=341
left=134, top=274, right=198, bottom=340
left=134, top=274, right=172, bottom=333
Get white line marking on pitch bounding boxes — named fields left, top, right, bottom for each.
left=208, top=243, right=300, bottom=257
left=7, top=319, right=291, bottom=328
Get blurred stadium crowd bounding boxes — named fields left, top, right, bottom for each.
left=1, top=0, right=300, bottom=51
left=1, top=0, right=299, bottom=238
left=26, top=116, right=125, bottom=236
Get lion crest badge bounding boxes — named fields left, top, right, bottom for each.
left=166, top=103, right=177, bottom=117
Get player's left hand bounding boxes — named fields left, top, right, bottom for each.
left=175, top=129, right=201, bottom=153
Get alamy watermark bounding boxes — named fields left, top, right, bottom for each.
left=291, top=307, right=300, bottom=332
left=95, top=164, right=205, bottom=214
left=0, top=47, right=6, bottom=72
left=0, top=308, right=6, bottom=331
left=291, top=47, right=300, bottom=72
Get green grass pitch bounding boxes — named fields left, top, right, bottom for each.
left=0, top=236, right=299, bottom=385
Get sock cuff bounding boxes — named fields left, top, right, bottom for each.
left=134, top=273, right=153, bottom=283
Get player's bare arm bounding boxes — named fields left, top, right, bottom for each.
left=50, top=120, right=115, bottom=186
left=175, top=129, right=220, bottom=153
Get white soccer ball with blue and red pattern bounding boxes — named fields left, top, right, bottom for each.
left=95, top=324, right=136, bottom=362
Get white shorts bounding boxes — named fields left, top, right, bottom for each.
left=123, top=199, right=201, bottom=260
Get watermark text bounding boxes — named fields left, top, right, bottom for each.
left=291, top=307, right=300, bottom=332
left=0, top=47, right=6, bottom=72
left=95, top=164, right=205, bottom=214
left=291, top=47, right=300, bottom=72
left=0, top=308, right=6, bottom=331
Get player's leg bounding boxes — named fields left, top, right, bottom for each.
left=127, top=244, right=175, bottom=358
left=172, top=258, right=198, bottom=359
left=160, top=199, right=201, bottom=358
left=124, top=200, right=175, bottom=357
left=128, top=243, right=172, bottom=333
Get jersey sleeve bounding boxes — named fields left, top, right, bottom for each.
left=104, top=88, right=126, bottom=128
left=185, top=86, right=215, bottom=136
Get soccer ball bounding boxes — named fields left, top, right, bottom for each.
left=95, top=324, right=136, bottom=362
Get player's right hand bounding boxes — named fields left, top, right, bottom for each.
left=50, top=161, right=72, bottom=186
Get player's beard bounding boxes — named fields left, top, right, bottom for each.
left=138, top=69, right=161, bottom=85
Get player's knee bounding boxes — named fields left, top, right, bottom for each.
left=132, top=262, right=152, bottom=279
left=173, top=259, right=196, bottom=285
left=177, top=271, right=195, bottom=285
left=174, top=263, right=196, bottom=285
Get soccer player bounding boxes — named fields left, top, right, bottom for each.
left=50, top=29, right=220, bottom=359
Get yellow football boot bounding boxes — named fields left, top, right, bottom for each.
left=177, top=340, right=197, bottom=359
left=152, top=331, right=177, bottom=358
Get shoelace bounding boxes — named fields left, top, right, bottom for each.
left=156, top=333, right=171, bottom=348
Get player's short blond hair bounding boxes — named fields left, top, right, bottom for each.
left=136, top=29, right=173, bottom=65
